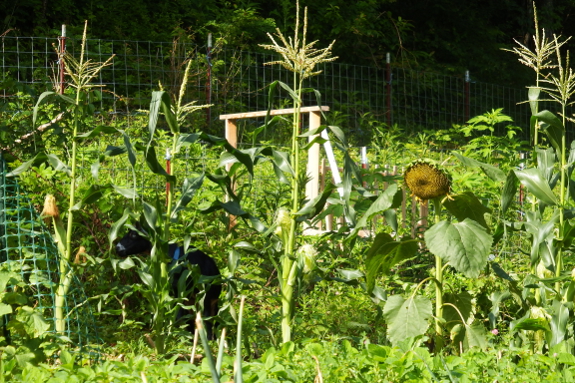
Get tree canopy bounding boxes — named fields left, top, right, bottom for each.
left=2, top=0, right=575, bottom=87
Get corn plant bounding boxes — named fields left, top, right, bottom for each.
left=8, top=21, right=114, bottom=334
left=485, top=5, right=575, bottom=352
left=259, top=0, right=338, bottom=343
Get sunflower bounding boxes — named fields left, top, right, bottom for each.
left=404, top=160, right=451, bottom=203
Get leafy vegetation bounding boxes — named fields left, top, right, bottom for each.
left=5, top=2, right=575, bottom=383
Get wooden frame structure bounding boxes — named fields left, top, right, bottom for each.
left=219, top=106, right=330, bottom=203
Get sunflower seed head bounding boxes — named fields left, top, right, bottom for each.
left=404, top=159, right=451, bottom=203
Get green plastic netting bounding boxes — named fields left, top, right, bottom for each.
left=0, top=154, right=102, bottom=362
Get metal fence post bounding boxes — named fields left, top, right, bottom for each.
left=464, top=70, right=470, bottom=122
left=59, top=25, right=66, bottom=94
left=386, top=52, right=392, bottom=127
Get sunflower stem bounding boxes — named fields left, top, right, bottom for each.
left=431, top=198, right=443, bottom=345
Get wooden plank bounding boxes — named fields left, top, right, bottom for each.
left=219, top=106, right=329, bottom=120
left=224, top=118, right=238, bottom=149
left=305, top=111, right=321, bottom=203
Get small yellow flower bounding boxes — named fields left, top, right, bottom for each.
left=404, top=160, right=451, bottom=203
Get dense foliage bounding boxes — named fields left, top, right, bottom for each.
left=5, top=0, right=575, bottom=86
left=5, top=2, right=575, bottom=382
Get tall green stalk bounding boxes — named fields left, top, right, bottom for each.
left=505, top=4, right=570, bottom=297
left=47, top=22, right=114, bottom=333
left=260, top=0, right=336, bottom=343
left=142, top=58, right=210, bottom=353
left=432, top=198, right=443, bottom=340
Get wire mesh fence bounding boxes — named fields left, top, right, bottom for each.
left=0, top=155, right=102, bottom=362
left=1, top=34, right=537, bottom=146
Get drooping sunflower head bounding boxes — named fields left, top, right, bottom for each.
left=404, top=160, right=451, bottom=203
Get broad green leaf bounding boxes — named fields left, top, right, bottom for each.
left=228, top=249, right=241, bottom=274
left=5, top=155, right=38, bottom=176
left=234, top=241, right=260, bottom=253
left=512, top=317, right=550, bottom=332
left=294, top=182, right=336, bottom=221
left=46, top=153, right=71, bottom=176
left=142, top=202, right=158, bottom=231
left=425, top=219, right=492, bottom=278
left=299, top=123, right=326, bottom=138
left=443, top=292, right=473, bottom=330
left=462, top=323, right=488, bottom=350
left=109, top=208, right=131, bottom=249
left=501, top=170, right=518, bottom=214
left=118, top=257, right=136, bottom=270
left=76, top=124, right=119, bottom=138
left=122, top=131, right=137, bottom=169
left=354, top=184, right=401, bottom=232
left=526, top=211, right=558, bottom=268
left=514, top=168, right=557, bottom=205
left=104, top=145, right=127, bottom=157
left=365, top=233, right=418, bottom=293
left=453, top=152, right=506, bottom=182
left=160, top=93, right=178, bottom=134
left=6, top=153, right=70, bottom=177
left=558, top=353, right=575, bottom=365
left=175, top=133, right=201, bottom=152
left=276, top=80, right=301, bottom=103
left=91, top=158, right=101, bottom=180
left=19, top=306, right=50, bottom=337
left=112, top=184, right=138, bottom=199
left=383, top=295, right=432, bottom=346
left=4, top=292, right=27, bottom=305
left=271, top=149, right=294, bottom=177
left=212, top=144, right=254, bottom=176
left=488, top=290, right=511, bottom=328
left=144, top=146, right=176, bottom=183
left=59, top=348, right=74, bottom=367
left=138, top=270, right=155, bottom=289
left=148, top=91, right=169, bottom=146
left=14, top=352, right=36, bottom=367
left=536, top=146, right=556, bottom=183
left=528, top=87, right=541, bottom=115
left=32, top=91, right=57, bottom=126
left=533, top=110, right=564, bottom=156
left=383, top=208, right=398, bottom=233
left=171, top=174, right=204, bottom=220
left=491, top=262, right=515, bottom=282
left=72, top=184, right=112, bottom=210
left=366, top=344, right=391, bottom=362
left=327, top=125, right=347, bottom=147
left=0, top=272, right=20, bottom=292
left=220, top=200, right=247, bottom=216
left=337, top=269, right=363, bottom=280
left=548, top=300, right=569, bottom=348
left=0, top=303, right=12, bottom=316
left=442, top=192, right=490, bottom=229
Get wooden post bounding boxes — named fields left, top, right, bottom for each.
left=224, top=118, right=237, bottom=229
left=224, top=119, right=238, bottom=159
left=220, top=106, right=330, bottom=232
left=322, top=159, right=333, bottom=232
left=305, top=111, right=321, bottom=202
left=220, top=106, right=329, bottom=204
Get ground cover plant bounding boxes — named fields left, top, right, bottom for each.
left=6, top=2, right=575, bottom=382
